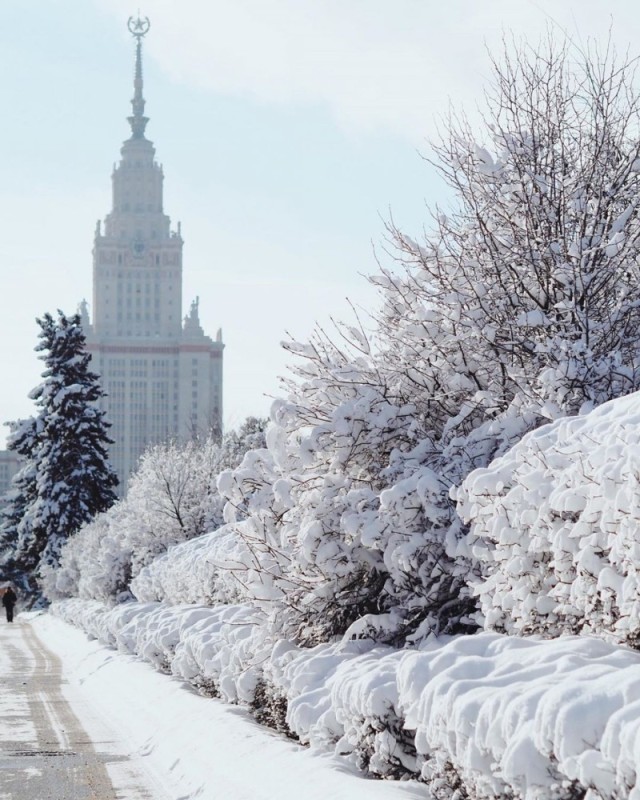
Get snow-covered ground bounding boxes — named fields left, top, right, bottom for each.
left=30, top=612, right=426, bottom=800
left=47, top=598, right=640, bottom=800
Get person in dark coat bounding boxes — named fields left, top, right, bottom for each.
left=2, top=586, right=17, bottom=622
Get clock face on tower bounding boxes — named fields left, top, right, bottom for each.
left=131, top=239, right=146, bottom=258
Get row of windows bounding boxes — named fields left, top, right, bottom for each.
left=105, top=374, right=219, bottom=394
left=110, top=313, right=172, bottom=323
left=103, top=328, right=180, bottom=338
left=111, top=298, right=162, bottom=309
left=118, top=203, right=161, bottom=213
left=117, top=282, right=164, bottom=293
left=99, top=251, right=180, bottom=265
left=107, top=362, right=177, bottom=378
left=99, top=269, right=179, bottom=279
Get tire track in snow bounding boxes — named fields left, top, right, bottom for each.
left=0, top=619, right=152, bottom=799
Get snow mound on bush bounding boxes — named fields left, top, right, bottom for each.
left=458, top=391, right=640, bottom=644
left=52, top=601, right=640, bottom=799
left=278, top=632, right=640, bottom=798
left=269, top=638, right=419, bottom=778
left=52, top=599, right=269, bottom=706
left=130, top=526, right=249, bottom=606
left=398, top=633, right=640, bottom=799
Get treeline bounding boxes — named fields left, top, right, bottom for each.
left=44, top=38, right=640, bottom=652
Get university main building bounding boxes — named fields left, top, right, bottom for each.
left=82, top=18, right=224, bottom=489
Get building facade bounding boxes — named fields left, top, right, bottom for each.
left=84, top=18, right=223, bottom=490
left=0, top=451, right=20, bottom=510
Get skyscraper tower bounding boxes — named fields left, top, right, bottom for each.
left=84, top=17, right=224, bottom=491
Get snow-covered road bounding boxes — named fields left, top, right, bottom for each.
left=21, top=613, right=427, bottom=800
left=0, top=616, right=164, bottom=799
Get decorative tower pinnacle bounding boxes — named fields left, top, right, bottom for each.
left=127, top=15, right=151, bottom=139
left=87, top=14, right=224, bottom=494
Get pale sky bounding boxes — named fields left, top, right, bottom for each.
left=1, top=0, right=639, bottom=442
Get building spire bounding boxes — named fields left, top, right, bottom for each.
left=127, top=15, right=151, bottom=139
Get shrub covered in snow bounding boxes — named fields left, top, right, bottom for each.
left=52, top=599, right=640, bottom=800
left=52, top=599, right=270, bottom=705
left=47, top=418, right=267, bottom=602
left=144, top=39, right=640, bottom=648
left=398, top=633, right=640, bottom=800
left=267, top=637, right=419, bottom=779
left=458, top=390, right=640, bottom=646
left=131, top=527, right=249, bottom=606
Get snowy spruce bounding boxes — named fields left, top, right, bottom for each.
left=38, top=38, right=640, bottom=800
left=1, top=311, right=117, bottom=596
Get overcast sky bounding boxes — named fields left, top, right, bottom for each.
left=1, top=0, right=639, bottom=443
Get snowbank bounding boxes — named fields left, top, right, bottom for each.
left=53, top=599, right=269, bottom=704
left=399, top=633, right=640, bottom=799
left=52, top=599, right=640, bottom=799
left=458, top=391, right=640, bottom=644
left=33, top=613, right=422, bottom=800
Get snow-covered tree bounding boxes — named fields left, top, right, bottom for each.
left=211, top=326, right=445, bottom=645
left=0, top=418, right=41, bottom=595
left=367, top=38, right=640, bottom=637
left=4, top=311, right=117, bottom=596
left=383, top=37, right=640, bottom=434
left=208, top=39, right=640, bottom=646
left=123, top=435, right=227, bottom=578
left=48, top=417, right=268, bottom=602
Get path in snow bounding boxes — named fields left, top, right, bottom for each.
left=0, top=616, right=167, bottom=800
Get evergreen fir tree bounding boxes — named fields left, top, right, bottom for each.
left=2, top=311, right=118, bottom=595
left=0, top=417, right=40, bottom=594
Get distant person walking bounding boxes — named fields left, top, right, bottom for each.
left=2, top=586, right=17, bottom=622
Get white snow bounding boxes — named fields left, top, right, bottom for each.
left=30, top=611, right=426, bottom=800
left=458, top=390, right=640, bottom=644
left=48, top=598, right=640, bottom=799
